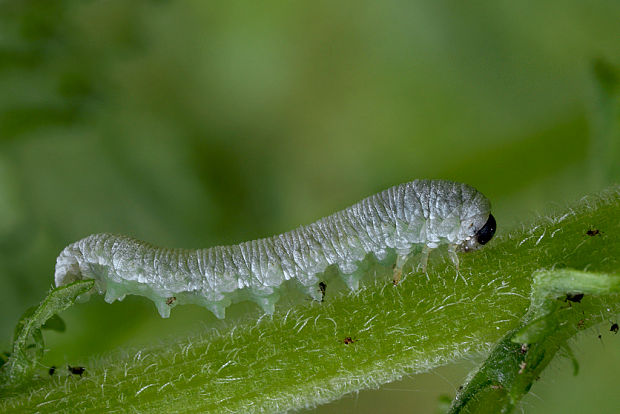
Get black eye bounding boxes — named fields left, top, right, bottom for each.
left=475, top=214, right=496, bottom=245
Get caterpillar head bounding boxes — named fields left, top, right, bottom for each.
left=459, top=213, right=496, bottom=252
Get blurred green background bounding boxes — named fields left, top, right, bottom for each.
left=1, top=0, right=619, bottom=412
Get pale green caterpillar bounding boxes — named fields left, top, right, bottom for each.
left=54, top=179, right=496, bottom=318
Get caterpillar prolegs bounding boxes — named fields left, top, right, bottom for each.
left=54, top=179, right=496, bottom=318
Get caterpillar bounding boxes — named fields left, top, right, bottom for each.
left=54, top=179, right=496, bottom=319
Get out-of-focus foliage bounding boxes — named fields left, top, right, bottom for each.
left=0, top=0, right=619, bottom=412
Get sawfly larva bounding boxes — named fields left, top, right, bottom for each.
left=54, top=179, right=496, bottom=318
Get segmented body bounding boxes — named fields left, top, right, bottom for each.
left=54, top=179, right=494, bottom=318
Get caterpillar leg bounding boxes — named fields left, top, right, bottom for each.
left=342, top=272, right=362, bottom=291
left=447, top=244, right=460, bottom=271
left=448, top=244, right=467, bottom=284
left=392, top=254, right=408, bottom=286
left=253, top=294, right=279, bottom=315
left=251, top=287, right=279, bottom=314
left=206, top=301, right=229, bottom=319
left=154, top=296, right=178, bottom=318
left=305, top=284, right=324, bottom=302
left=103, top=284, right=126, bottom=304
left=155, top=300, right=172, bottom=318
left=419, top=245, right=432, bottom=273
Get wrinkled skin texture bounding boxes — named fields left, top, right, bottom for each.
left=54, top=179, right=494, bottom=318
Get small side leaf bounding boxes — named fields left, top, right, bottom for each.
left=1, top=279, right=94, bottom=386
left=449, top=269, right=620, bottom=414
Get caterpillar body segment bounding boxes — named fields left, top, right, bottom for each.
left=54, top=179, right=496, bottom=318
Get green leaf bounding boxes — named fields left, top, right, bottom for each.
left=449, top=269, right=620, bottom=414
left=1, top=279, right=94, bottom=386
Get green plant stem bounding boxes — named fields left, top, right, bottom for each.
left=449, top=270, right=620, bottom=414
left=1, top=188, right=619, bottom=413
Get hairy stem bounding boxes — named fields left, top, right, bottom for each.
left=449, top=270, right=620, bottom=414
left=1, top=188, right=619, bottom=413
